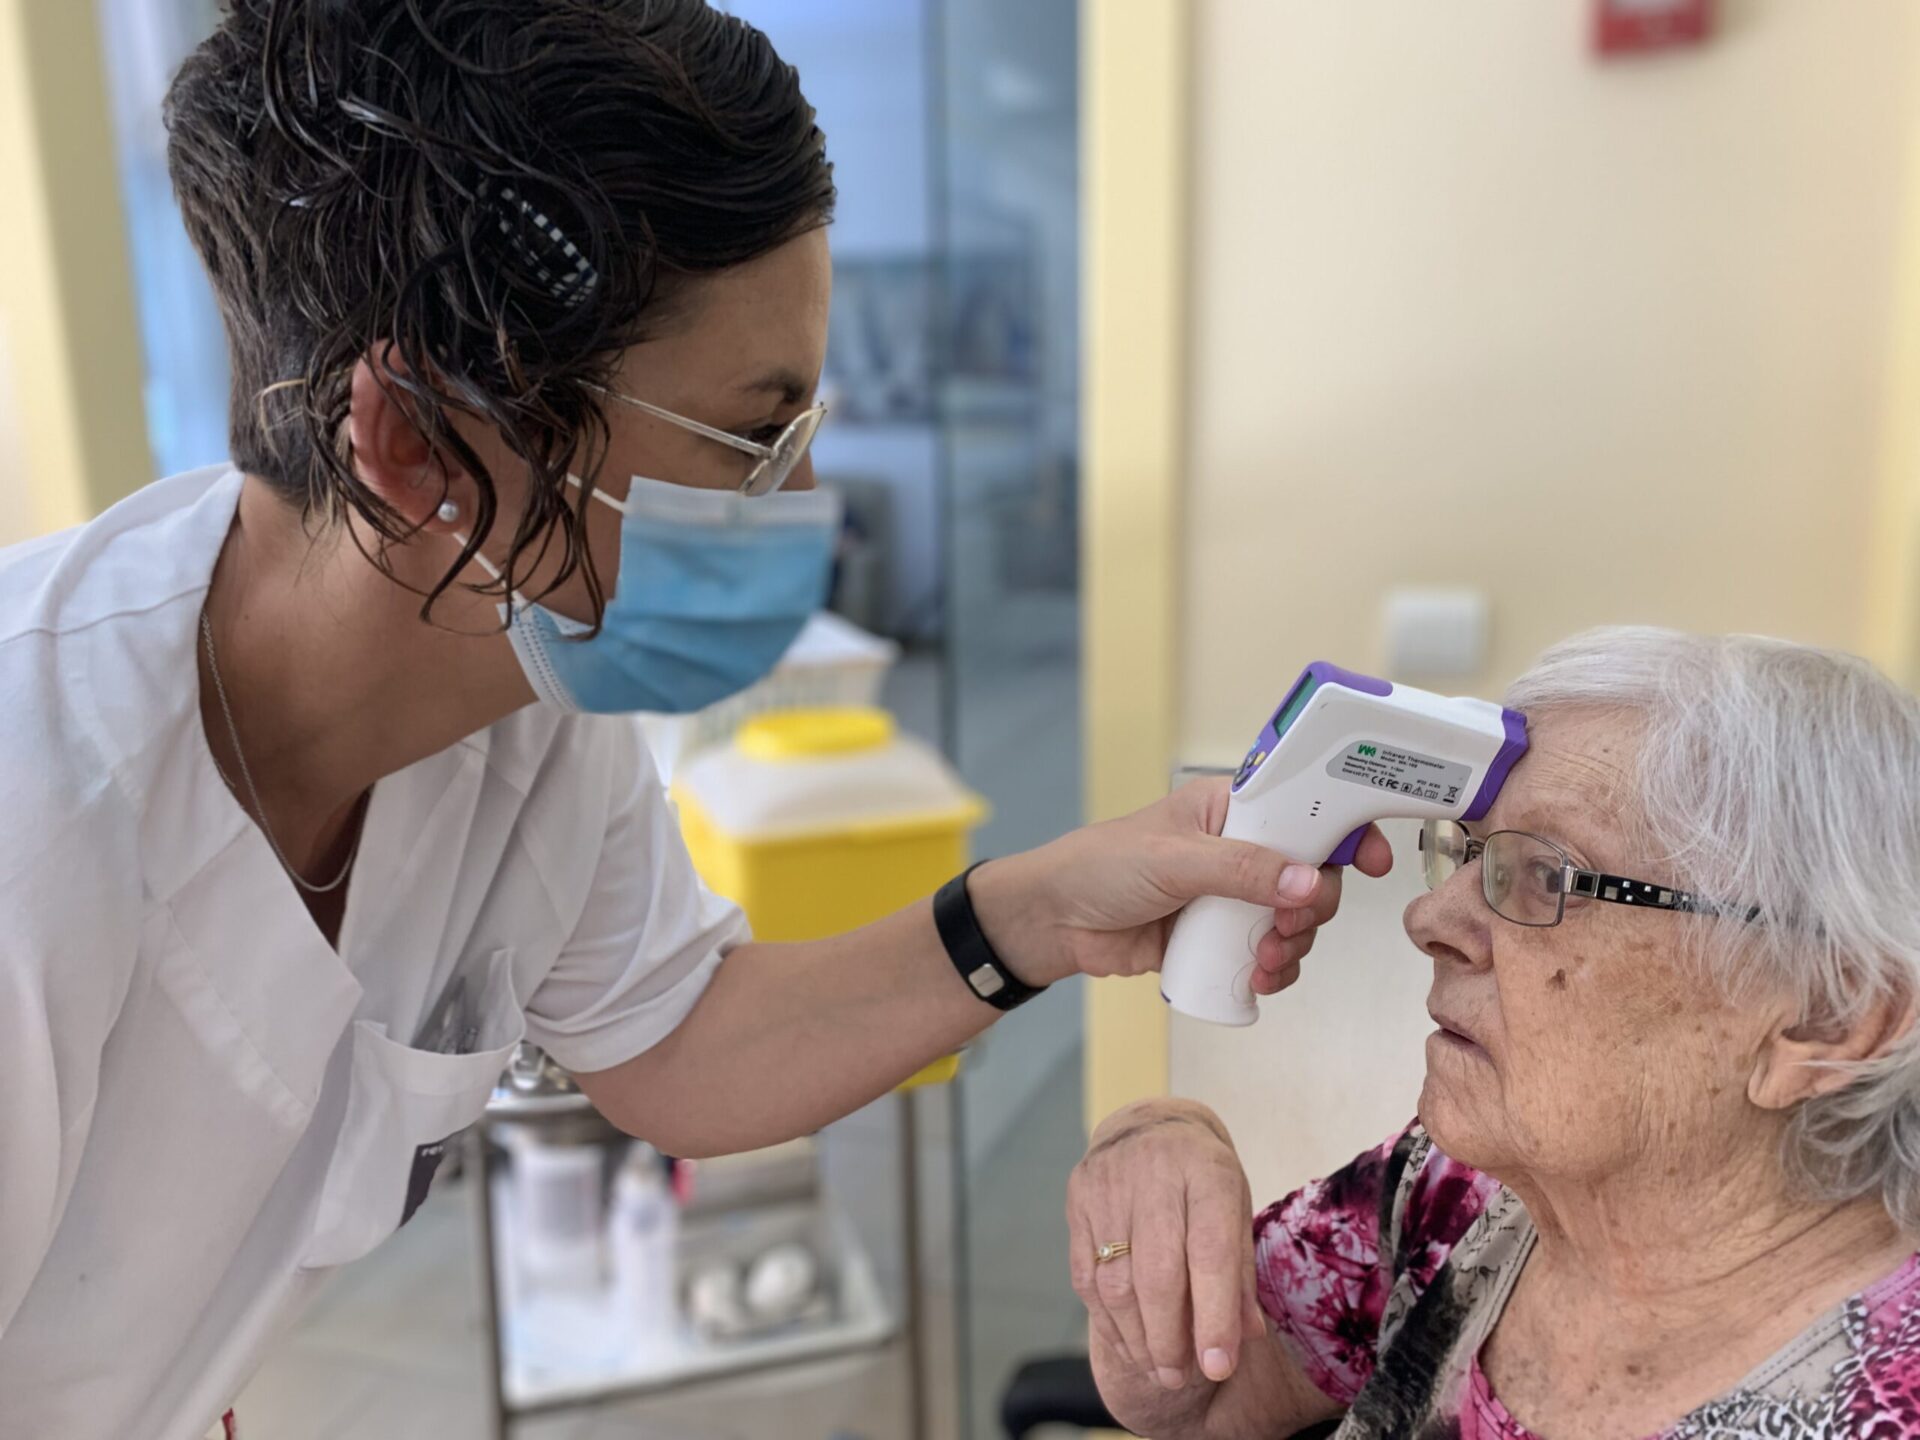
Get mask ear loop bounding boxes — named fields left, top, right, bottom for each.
left=565, top=472, right=630, bottom=515
left=455, top=474, right=618, bottom=624
left=454, top=528, right=587, bottom=706
left=452, top=523, right=598, bottom=641
left=449, top=530, right=528, bottom=621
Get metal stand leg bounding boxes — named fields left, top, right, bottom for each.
left=469, top=1125, right=509, bottom=1440
left=900, top=1088, right=930, bottom=1440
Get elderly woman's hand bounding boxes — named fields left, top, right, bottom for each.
left=1069, top=1098, right=1263, bottom=1391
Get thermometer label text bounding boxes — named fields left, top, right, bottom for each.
left=1325, top=742, right=1471, bottom=807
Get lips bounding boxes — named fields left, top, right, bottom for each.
left=1426, top=1006, right=1482, bottom=1048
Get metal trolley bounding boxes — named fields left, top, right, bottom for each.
left=468, top=1043, right=942, bottom=1440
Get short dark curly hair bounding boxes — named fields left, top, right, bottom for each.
left=165, top=0, right=835, bottom=614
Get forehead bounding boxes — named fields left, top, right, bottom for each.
left=635, top=229, right=832, bottom=399
left=1486, top=706, right=1643, bottom=845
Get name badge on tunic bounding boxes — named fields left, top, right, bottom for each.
left=402, top=974, right=483, bottom=1227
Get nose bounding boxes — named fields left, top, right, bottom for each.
left=1404, top=881, right=1491, bottom=970
left=783, top=452, right=819, bottom=493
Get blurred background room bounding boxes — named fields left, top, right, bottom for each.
left=3, top=1, right=1918, bottom=1437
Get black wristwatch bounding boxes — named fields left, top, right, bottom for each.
left=933, top=862, right=1048, bottom=1012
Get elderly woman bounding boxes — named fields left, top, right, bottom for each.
left=1072, top=628, right=1920, bottom=1437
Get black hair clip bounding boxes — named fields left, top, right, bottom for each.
left=475, top=177, right=600, bottom=310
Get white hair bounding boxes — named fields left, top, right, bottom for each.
left=1504, top=627, right=1920, bottom=1229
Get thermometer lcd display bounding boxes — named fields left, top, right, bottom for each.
left=1271, top=675, right=1320, bottom=738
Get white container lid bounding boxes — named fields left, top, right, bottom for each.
left=636, top=612, right=900, bottom=784
left=776, top=610, right=901, bottom=672
left=673, top=708, right=984, bottom=843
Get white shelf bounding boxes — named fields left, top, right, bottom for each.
left=494, top=1193, right=896, bottom=1411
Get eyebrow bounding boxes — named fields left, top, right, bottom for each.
left=1475, top=804, right=1613, bottom=865
left=736, top=368, right=812, bottom=406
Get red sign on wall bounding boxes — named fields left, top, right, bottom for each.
left=1593, top=0, right=1714, bottom=57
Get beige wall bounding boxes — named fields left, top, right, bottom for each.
left=1182, top=0, right=1913, bottom=761
left=0, top=0, right=151, bottom=538
left=1870, top=58, right=1920, bottom=690
left=0, top=318, right=31, bottom=548
left=1080, top=0, right=1189, bottom=1124
left=1165, top=0, right=1920, bottom=1202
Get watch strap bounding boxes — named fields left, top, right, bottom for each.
left=933, top=862, right=1047, bottom=1012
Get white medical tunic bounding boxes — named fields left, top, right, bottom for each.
left=0, top=466, right=748, bottom=1438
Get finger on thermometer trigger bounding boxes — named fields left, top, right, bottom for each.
left=1355, top=824, right=1394, bottom=877
left=1250, top=955, right=1301, bottom=996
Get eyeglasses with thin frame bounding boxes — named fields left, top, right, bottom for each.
left=1418, top=818, right=1760, bottom=928
left=592, top=385, right=827, bottom=498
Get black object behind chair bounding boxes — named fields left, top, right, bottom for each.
left=1001, top=1354, right=1118, bottom=1436
left=998, top=1352, right=1341, bottom=1438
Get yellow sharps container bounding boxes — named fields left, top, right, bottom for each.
left=672, top=707, right=987, bottom=1087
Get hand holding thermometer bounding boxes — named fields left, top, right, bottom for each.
left=1161, top=662, right=1529, bottom=1026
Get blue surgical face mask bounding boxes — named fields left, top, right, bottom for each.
left=474, top=474, right=840, bottom=715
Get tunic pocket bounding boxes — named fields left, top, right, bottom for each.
left=301, top=949, right=523, bottom=1269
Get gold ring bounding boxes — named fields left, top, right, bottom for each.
left=1095, top=1241, right=1132, bottom=1265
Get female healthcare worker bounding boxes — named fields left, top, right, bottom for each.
left=0, top=3, right=1389, bottom=1435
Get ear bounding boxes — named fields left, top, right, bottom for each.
left=1749, top=989, right=1919, bottom=1111
left=346, top=351, right=471, bottom=534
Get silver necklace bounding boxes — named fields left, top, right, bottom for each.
left=200, top=612, right=363, bottom=894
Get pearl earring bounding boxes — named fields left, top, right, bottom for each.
left=436, top=500, right=461, bottom=524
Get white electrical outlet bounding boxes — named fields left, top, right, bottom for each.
left=1383, top=587, right=1489, bottom=679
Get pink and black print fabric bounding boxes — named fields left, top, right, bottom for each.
left=1251, top=1121, right=1920, bottom=1438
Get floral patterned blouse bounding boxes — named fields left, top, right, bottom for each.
left=1253, top=1122, right=1920, bottom=1438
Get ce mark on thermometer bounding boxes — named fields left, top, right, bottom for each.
left=1365, top=776, right=1458, bottom=801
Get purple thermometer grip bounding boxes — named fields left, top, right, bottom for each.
left=1326, top=825, right=1370, bottom=868
left=1303, top=660, right=1394, bottom=699
left=1462, top=707, right=1530, bottom=821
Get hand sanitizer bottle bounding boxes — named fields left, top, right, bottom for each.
left=609, top=1142, right=680, bottom=1358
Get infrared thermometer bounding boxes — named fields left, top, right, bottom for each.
left=1161, top=662, right=1529, bottom=1026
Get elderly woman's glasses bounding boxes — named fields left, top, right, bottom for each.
left=1418, top=819, right=1757, bottom=928
left=593, top=386, right=826, bottom=498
